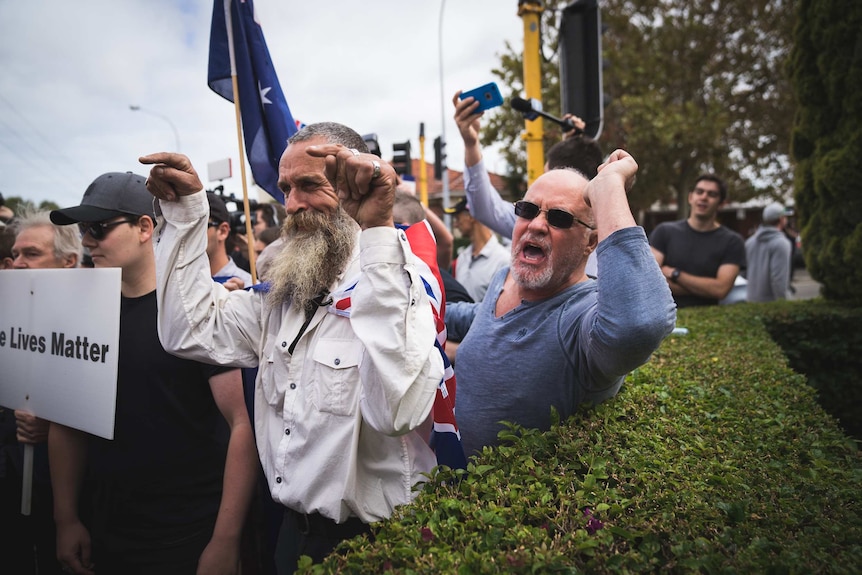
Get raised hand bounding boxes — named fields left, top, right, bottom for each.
left=452, top=91, right=482, bottom=148
left=595, top=149, right=638, bottom=194
left=139, top=153, right=204, bottom=201
left=305, top=144, right=396, bottom=229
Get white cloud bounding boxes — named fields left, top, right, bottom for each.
left=0, top=0, right=524, bottom=208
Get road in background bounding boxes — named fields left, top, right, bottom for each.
left=790, top=267, right=821, bottom=300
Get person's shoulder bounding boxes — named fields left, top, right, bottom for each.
left=716, top=225, right=745, bottom=242
left=653, top=219, right=687, bottom=232
left=649, top=219, right=681, bottom=242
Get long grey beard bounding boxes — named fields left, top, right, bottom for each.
left=265, top=208, right=358, bottom=312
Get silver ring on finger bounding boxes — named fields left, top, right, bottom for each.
left=348, top=148, right=361, bottom=157
left=371, top=160, right=381, bottom=179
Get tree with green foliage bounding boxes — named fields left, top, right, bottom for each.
left=484, top=0, right=797, bottom=217
left=1, top=195, right=60, bottom=217
left=790, top=0, right=862, bottom=303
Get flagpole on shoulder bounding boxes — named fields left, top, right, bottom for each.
left=223, top=0, right=258, bottom=285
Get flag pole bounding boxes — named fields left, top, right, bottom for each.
left=224, top=0, right=258, bottom=285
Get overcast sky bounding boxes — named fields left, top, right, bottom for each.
left=0, top=0, right=526, bottom=209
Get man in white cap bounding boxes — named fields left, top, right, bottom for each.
left=745, top=202, right=793, bottom=302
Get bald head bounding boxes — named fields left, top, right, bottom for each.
left=523, top=168, right=593, bottom=224
left=510, top=168, right=597, bottom=299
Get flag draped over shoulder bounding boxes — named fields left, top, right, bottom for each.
left=208, top=0, right=296, bottom=203
left=402, top=221, right=468, bottom=472
left=330, top=221, right=468, bottom=471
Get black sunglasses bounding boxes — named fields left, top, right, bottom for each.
left=78, top=217, right=138, bottom=240
left=513, top=201, right=595, bottom=230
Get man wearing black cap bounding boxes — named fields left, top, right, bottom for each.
left=47, top=172, right=258, bottom=575
left=444, top=197, right=510, bottom=302
left=206, top=192, right=253, bottom=289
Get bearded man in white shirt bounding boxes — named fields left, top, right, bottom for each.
left=141, top=122, right=443, bottom=574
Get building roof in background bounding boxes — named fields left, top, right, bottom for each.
left=397, top=158, right=509, bottom=202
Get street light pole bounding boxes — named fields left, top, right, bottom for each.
left=438, top=0, right=450, bottom=228
left=129, top=105, right=181, bottom=152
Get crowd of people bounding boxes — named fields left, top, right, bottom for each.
left=0, top=88, right=798, bottom=574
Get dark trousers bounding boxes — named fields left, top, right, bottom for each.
left=274, top=508, right=371, bottom=575
left=91, top=521, right=215, bottom=575
left=0, top=468, right=63, bottom=575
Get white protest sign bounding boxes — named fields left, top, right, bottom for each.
left=0, top=268, right=120, bottom=439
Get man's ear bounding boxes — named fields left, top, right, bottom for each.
left=218, top=221, right=231, bottom=241
left=138, top=215, right=155, bottom=242
left=585, top=230, right=599, bottom=255
left=63, top=253, right=79, bottom=268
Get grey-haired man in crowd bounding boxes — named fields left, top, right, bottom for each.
left=141, top=122, right=443, bottom=574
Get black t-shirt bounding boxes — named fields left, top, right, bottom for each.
left=86, top=291, right=232, bottom=541
left=441, top=268, right=474, bottom=304
left=649, top=220, right=745, bottom=307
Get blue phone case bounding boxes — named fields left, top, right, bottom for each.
left=460, top=82, right=503, bottom=112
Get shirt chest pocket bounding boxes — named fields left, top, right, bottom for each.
left=309, top=338, right=363, bottom=417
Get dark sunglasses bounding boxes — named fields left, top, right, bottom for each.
left=513, top=200, right=595, bottom=230
left=78, top=217, right=138, bottom=240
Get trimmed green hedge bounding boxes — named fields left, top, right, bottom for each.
left=299, top=300, right=862, bottom=574
left=762, top=301, right=862, bottom=440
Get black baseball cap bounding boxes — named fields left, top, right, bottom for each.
left=50, top=172, right=155, bottom=225
left=206, top=192, right=231, bottom=223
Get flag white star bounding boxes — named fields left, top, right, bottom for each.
left=259, top=83, right=272, bottom=105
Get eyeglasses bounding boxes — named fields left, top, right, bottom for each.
left=513, top=200, right=595, bottom=230
left=78, top=217, right=138, bottom=240
left=207, top=221, right=222, bottom=228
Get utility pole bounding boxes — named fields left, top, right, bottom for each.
left=517, top=0, right=544, bottom=186
left=419, top=123, right=428, bottom=205
left=439, top=0, right=451, bottom=227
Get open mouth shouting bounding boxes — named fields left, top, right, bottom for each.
left=515, top=234, right=550, bottom=267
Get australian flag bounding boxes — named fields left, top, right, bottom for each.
left=208, top=0, right=296, bottom=204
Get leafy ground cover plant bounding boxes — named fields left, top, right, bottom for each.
left=299, top=300, right=862, bottom=574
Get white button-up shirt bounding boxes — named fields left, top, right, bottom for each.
left=154, top=192, right=442, bottom=523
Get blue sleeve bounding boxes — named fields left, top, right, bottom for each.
left=463, top=160, right=517, bottom=240
left=444, top=301, right=480, bottom=342
left=573, top=227, right=677, bottom=390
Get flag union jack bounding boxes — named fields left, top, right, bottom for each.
left=330, top=222, right=467, bottom=470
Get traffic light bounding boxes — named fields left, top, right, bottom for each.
left=559, top=0, right=604, bottom=139
left=433, top=136, right=446, bottom=180
left=362, top=133, right=381, bottom=157
left=392, top=141, right=412, bottom=176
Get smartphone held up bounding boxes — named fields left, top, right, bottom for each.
left=460, top=82, right=503, bottom=112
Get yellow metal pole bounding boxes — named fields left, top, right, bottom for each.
left=419, top=123, right=428, bottom=205
left=518, top=1, right=544, bottom=186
